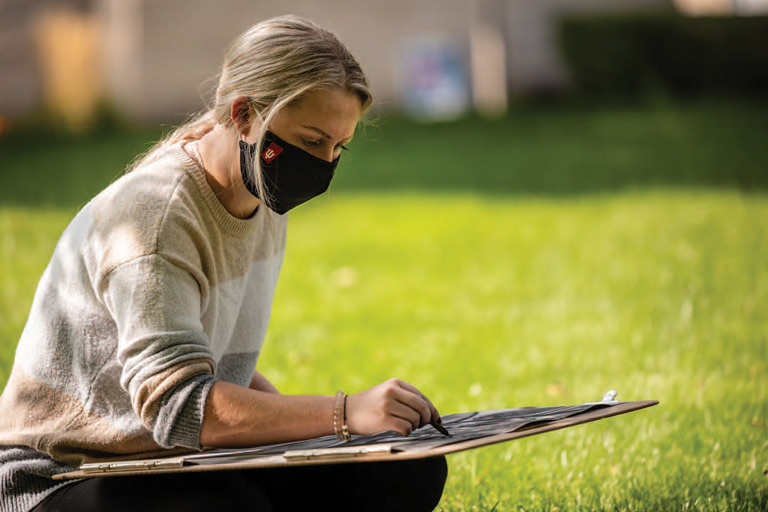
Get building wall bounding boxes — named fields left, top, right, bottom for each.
left=1, top=0, right=669, bottom=124
left=102, top=0, right=475, bottom=122
left=0, top=0, right=95, bottom=124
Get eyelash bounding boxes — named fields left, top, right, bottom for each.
left=301, top=139, right=349, bottom=152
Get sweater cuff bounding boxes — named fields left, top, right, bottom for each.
left=158, top=373, right=215, bottom=450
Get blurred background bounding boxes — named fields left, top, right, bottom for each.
left=2, top=0, right=768, bottom=127
left=1, top=1, right=767, bottom=511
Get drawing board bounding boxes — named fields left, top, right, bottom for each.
left=54, top=400, right=657, bottom=480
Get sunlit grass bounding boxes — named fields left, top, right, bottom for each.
left=2, top=190, right=765, bottom=511
left=258, top=191, right=765, bottom=511
left=1, top=99, right=767, bottom=509
left=0, top=208, right=73, bottom=380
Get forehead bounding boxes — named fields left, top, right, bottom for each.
left=283, top=88, right=362, bottom=138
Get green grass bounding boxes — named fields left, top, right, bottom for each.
left=266, top=192, right=768, bottom=511
left=1, top=98, right=767, bottom=208
left=1, top=100, right=767, bottom=510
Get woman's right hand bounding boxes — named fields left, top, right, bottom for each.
left=345, top=378, right=442, bottom=436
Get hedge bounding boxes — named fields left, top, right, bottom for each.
left=558, top=12, right=768, bottom=98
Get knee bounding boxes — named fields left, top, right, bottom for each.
left=421, top=456, right=449, bottom=510
left=396, top=456, right=449, bottom=512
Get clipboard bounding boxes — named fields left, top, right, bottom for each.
left=54, top=399, right=657, bottom=480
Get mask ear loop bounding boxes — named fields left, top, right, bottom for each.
left=247, top=108, right=281, bottom=213
left=239, top=126, right=275, bottom=213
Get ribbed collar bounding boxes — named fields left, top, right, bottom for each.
left=169, top=143, right=268, bottom=237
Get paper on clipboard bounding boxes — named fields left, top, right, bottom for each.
left=55, top=400, right=658, bottom=480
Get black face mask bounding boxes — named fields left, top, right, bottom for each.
left=239, top=131, right=338, bottom=215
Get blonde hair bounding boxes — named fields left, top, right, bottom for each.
left=131, top=15, right=372, bottom=207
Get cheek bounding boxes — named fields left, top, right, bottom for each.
left=267, top=109, right=296, bottom=140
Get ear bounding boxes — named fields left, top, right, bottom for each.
left=230, top=97, right=253, bottom=136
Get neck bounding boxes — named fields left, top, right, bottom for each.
left=197, top=124, right=261, bottom=219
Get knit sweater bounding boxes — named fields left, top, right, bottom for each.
left=0, top=143, right=287, bottom=512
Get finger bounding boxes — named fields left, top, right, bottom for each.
left=422, top=395, right=442, bottom=425
left=390, top=385, right=431, bottom=428
left=386, top=400, right=422, bottom=429
left=390, top=417, right=414, bottom=437
left=395, top=381, right=440, bottom=425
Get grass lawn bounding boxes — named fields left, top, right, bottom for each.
left=1, top=99, right=766, bottom=510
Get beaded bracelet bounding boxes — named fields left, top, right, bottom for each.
left=333, top=390, right=351, bottom=442
left=342, top=394, right=350, bottom=441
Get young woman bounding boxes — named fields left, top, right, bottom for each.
left=0, top=15, right=447, bottom=512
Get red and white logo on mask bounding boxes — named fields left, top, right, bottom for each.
left=261, top=143, right=284, bottom=164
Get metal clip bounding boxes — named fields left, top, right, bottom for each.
left=283, top=444, right=392, bottom=460
left=585, top=390, right=619, bottom=405
left=80, top=458, right=184, bottom=474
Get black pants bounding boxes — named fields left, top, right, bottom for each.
left=33, top=456, right=448, bottom=512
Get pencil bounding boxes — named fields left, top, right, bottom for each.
left=431, top=417, right=451, bottom=436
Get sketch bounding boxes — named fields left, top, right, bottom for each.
left=185, top=403, right=609, bottom=465
left=64, top=401, right=662, bottom=479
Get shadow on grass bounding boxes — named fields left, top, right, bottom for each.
left=0, top=128, right=164, bottom=210
left=1, top=98, right=767, bottom=209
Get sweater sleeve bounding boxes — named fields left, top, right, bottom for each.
left=101, top=254, right=216, bottom=450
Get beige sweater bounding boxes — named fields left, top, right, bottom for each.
left=0, top=143, right=287, bottom=511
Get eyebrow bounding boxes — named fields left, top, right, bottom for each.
left=302, top=125, right=353, bottom=143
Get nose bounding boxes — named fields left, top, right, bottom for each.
left=319, top=147, right=335, bottom=163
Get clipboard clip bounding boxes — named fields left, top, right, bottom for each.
left=283, top=444, right=393, bottom=460
left=584, top=390, right=619, bottom=406
left=80, top=458, right=185, bottom=474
